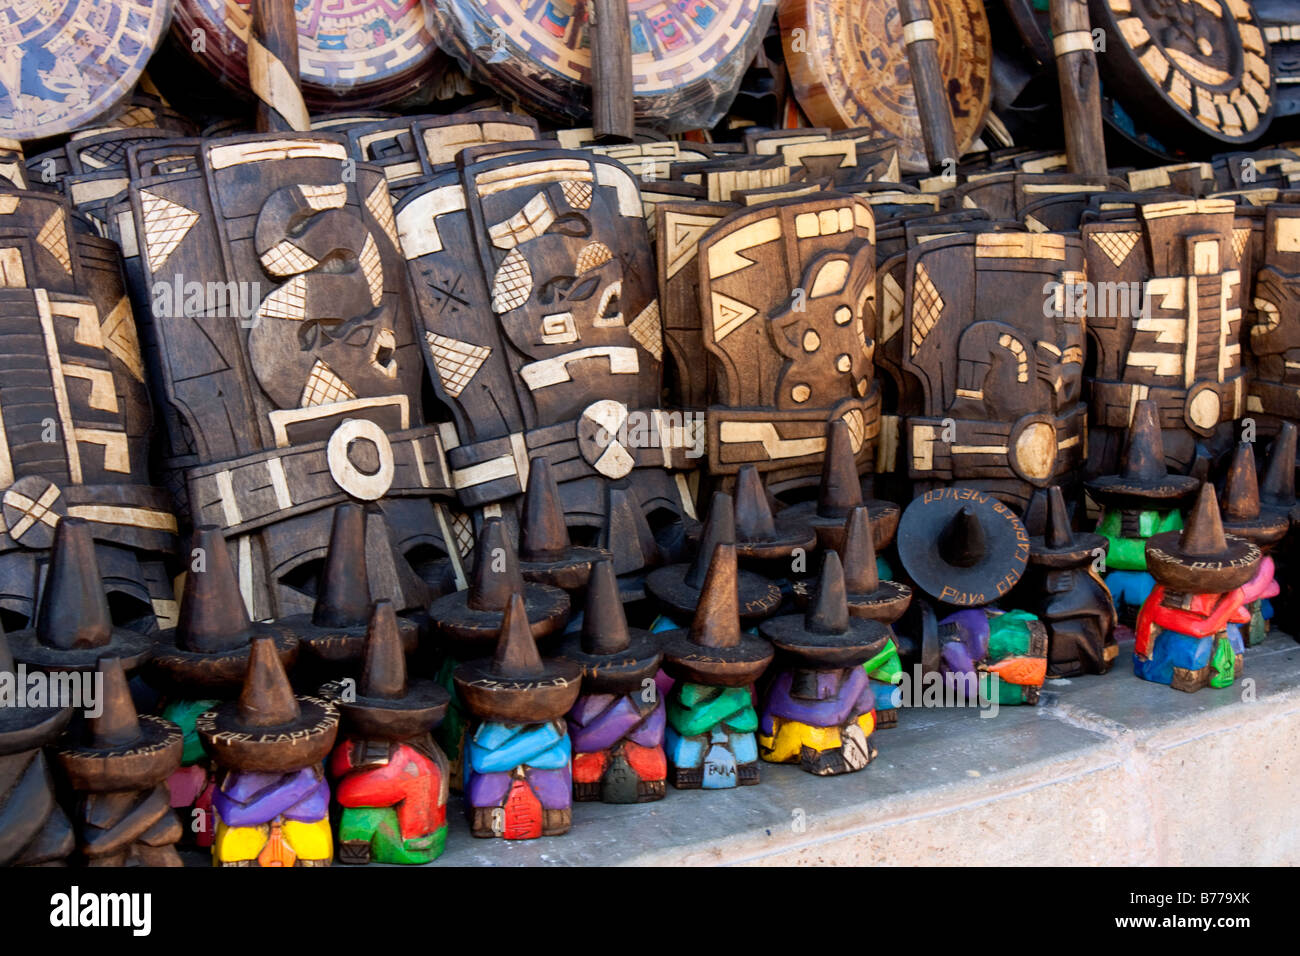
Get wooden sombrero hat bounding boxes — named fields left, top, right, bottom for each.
left=761, top=551, right=891, bottom=670
left=1259, top=422, right=1297, bottom=519
left=518, top=457, right=609, bottom=591
left=1085, top=400, right=1199, bottom=510
left=55, top=657, right=182, bottom=793
left=453, top=591, right=583, bottom=724
left=555, top=559, right=663, bottom=694
left=197, top=637, right=339, bottom=774
left=777, top=419, right=900, bottom=551
left=329, top=601, right=449, bottom=741
left=1146, top=483, right=1262, bottom=593
left=1029, top=486, right=1109, bottom=569
left=660, top=543, right=774, bottom=687
left=148, top=526, right=299, bottom=697
left=732, top=464, right=817, bottom=560
left=0, top=630, right=72, bottom=756
left=646, top=492, right=781, bottom=624
left=8, top=518, right=153, bottom=674
left=1219, top=442, right=1289, bottom=548
left=430, top=517, right=571, bottom=658
left=830, top=505, right=911, bottom=623
left=896, top=487, right=1030, bottom=607
left=280, top=503, right=418, bottom=668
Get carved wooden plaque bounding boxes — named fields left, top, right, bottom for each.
left=1087, top=0, right=1275, bottom=145
left=1247, top=204, right=1300, bottom=429
left=779, top=0, right=992, bottom=173
left=0, top=0, right=171, bottom=141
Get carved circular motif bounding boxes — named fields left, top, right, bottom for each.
left=577, top=399, right=635, bottom=479
left=1088, top=0, right=1274, bottom=144
left=173, top=0, right=444, bottom=109
left=437, top=0, right=775, bottom=128
left=327, top=419, right=395, bottom=500
left=0, top=0, right=172, bottom=141
left=1009, top=416, right=1057, bottom=485
left=2, top=476, right=67, bottom=549
left=1185, top=383, right=1223, bottom=435
left=780, top=0, right=992, bottom=173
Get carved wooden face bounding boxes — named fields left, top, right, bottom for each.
left=244, top=182, right=409, bottom=410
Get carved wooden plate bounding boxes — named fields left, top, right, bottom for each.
left=435, top=0, right=776, bottom=130
left=1088, top=0, right=1275, bottom=145
left=0, top=0, right=172, bottom=141
left=173, top=0, right=446, bottom=109
left=779, top=0, right=992, bottom=174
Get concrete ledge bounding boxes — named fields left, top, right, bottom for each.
left=434, top=635, right=1300, bottom=866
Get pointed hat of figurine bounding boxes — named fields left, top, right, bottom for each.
left=150, top=525, right=299, bottom=697
left=0, top=628, right=73, bottom=754
left=1145, top=482, right=1261, bottom=592
left=761, top=551, right=891, bottom=669
left=895, top=486, right=1029, bottom=606
left=430, top=516, right=570, bottom=656
left=597, top=483, right=663, bottom=599
left=780, top=419, right=900, bottom=549
left=1260, top=422, right=1298, bottom=515
left=556, top=558, right=662, bottom=693
left=518, top=456, right=609, bottom=590
left=646, top=492, right=780, bottom=623
left=1219, top=442, right=1289, bottom=547
left=732, top=465, right=816, bottom=559
left=8, top=517, right=153, bottom=673
left=660, top=543, right=774, bottom=687
left=453, top=590, right=582, bottom=723
left=829, top=505, right=912, bottom=623
left=334, top=600, right=449, bottom=739
left=55, top=656, right=182, bottom=792
left=198, top=635, right=338, bottom=773
left=1085, top=400, right=1199, bottom=507
left=283, top=503, right=418, bottom=668
left=1028, top=486, right=1109, bottom=568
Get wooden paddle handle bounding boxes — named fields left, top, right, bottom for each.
left=1050, top=0, right=1108, bottom=176
left=898, top=0, right=959, bottom=172
left=590, top=0, right=635, bottom=142
left=250, top=0, right=310, bottom=132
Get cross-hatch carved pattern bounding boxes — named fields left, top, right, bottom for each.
left=426, top=332, right=491, bottom=397
left=139, top=191, right=199, bottom=273
left=365, top=181, right=402, bottom=250
left=300, top=360, right=357, bottom=407
left=1232, top=227, right=1249, bottom=262
left=1091, top=230, right=1140, bottom=268
left=561, top=180, right=592, bottom=209
left=36, top=207, right=72, bottom=274
left=491, top=248, right=532, bottom=313
left=627, top=300, right=663, bottom=360
left=910, top=262, right=943, bottom=356
left=360, top=233, right=384, bottom=306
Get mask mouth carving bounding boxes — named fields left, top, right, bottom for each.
left=371, top=327, right=397, bottom=377
left=594, top=279, right=623, bottom=327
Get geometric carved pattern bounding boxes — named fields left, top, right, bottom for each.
left=576, top=241, right=613, bottom=274
left=562, top=180, right=593, bottom=209
left=36, top=207, right=72, bottom=275
left=100, top=296, right=145, bottom=382
left=360, top=233, right=384, bottom=306
left=426, top=331, right=491, bottom=397
left=1090, top=230, right=1140, bottom=268
left=259, top=275, right=308, bottom=321
left=300, top=359, right=357, bottom=407
left=260, top=239, right=319, bottom=276
left=366, top=181, right=402, bottom=251
left=711, top=290, right=757, bottom=341
left=139, top=190, right=200, bottom=273
left=1232, top=227, right=1249, bottom=262
left=491, top=248, right=532, bottom=313
left=627, top=299, right=663, bottom=361
left=911, top=262, right=944, bottom=356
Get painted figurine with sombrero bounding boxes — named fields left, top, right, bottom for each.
left=55, top=657, right=184, bottom=866
left=759, top=550, right=889, bottom=775
left=519, top=457, right=611, bottom=593
left=1013, top=486, right=1118, bottom=677
left=455, top=592, right=582, bottom=839
left=326, top=601, right=451, bottom=864
left=1135, top=484, right=1270, bottom=692
left=897, top=486, right=1049, bottom=705
left=1218, top=442, right=1287, bottom=645
left=0, top=630, right=74, bottom=866
left=732, top=464, right=817, bottom=581
left=660, top=543, right=774, bottom=790
left=1085, top=400, right=1199, bottom=621
left=198, top=637, right=340, bottom=866
left=557, top=559, right=666, bottom=803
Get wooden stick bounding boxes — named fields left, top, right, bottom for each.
left=1050, top=0, right=1108, bottom=176
left=250, top=0, right=310, bottom=133
left=590, top=0, right=635, bottom=143
left=898, top=0, right=959, bottom=172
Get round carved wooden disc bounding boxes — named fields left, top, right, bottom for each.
left=173, top=0, right=445, bottom=109
left=437, top=0, right=775, bottom=129
left=0, top=0, right=172, bottom=141
left=1088, top=0, right=1275, bottom=145
left=780, top=0, right=992, bottom=173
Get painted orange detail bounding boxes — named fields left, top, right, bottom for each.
left=257, top=821, right=297, bottom=867
left=572, top=751, right=608, bottom=783
left=986, top=655, right=1047, bottom=686
left=623, top=742, right=667, bottom=780
left=502, top=779, right=543, bottom=840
